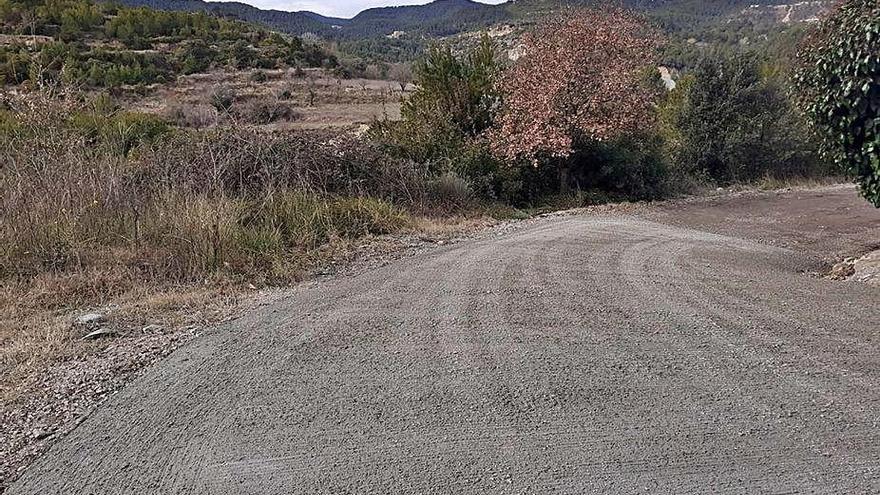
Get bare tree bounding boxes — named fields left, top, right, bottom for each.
left=364, top=64, right=382, bottom=81
left=388, top=63, right=413, bottom=93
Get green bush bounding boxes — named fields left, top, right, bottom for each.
left=209, top=87, right=236, bottom=113
left=68, top=110, right=169, bottom=155
left=662, top=53, right=827, bottom=184
left=567, top=132, right=670, bottom=201
left=101, top=112, right=169, bottom=155
left=793, top=0, right=880, bottom=206
left=371, top=34, right=500, bottom=163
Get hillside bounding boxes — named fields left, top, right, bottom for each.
left=0, top=0, right=336, bottom=87
left=107, top=0, right=834, bottom=42
left=111, top=0, right=509, bottom=39
left=109, top=0, right=345, bottom=36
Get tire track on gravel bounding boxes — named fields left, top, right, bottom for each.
left=8, top=208, right=880, bottom=494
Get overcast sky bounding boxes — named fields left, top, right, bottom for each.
left=214, top=0, right=505, bottom=18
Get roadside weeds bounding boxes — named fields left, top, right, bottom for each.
left=0, top=214, right=498, bottom=490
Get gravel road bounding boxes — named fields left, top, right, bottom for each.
left=9, top=186, right=880, bottom=494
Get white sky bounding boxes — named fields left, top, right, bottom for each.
left=214, top=0, right=505, bottom=18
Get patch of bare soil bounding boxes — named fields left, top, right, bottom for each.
left=636, top=184, right=880, bottom=269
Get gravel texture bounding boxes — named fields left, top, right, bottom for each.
left=7, top=185, right=880, bottom=494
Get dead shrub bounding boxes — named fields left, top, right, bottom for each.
left=232, top=98, right=301, bottom=124
left=427, top=172, right=474, bottom=209
left=208, top=86, right=236, bottom=113
left=0, top=95, right=429, bottom=287
left=164, top=103, right=218, bottom=128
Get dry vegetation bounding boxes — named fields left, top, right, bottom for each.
left=0, top=90, right=506, bottom=485
left=124, top=67, right=405, bottom=130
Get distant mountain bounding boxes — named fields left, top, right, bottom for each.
left=110, top=0, right=507, bottom=38
left=343, top=0, right=508, bottom=37
left=110, top=0, right=339, bottom=35
left=108, top=0, right=830, bottom=41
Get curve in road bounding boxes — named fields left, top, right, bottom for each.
left=9, top=212, right=880, bottom=494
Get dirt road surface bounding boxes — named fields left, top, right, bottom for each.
left=9, top=186, right=880, bottom=494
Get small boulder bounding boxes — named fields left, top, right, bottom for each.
left=141, top=324, right=165, bottom=334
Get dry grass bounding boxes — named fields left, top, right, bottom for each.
left=0, top=271, right=239, bottom=402
left=0, top=91, right=446, bottom=402
left=125, top=68, right=404, bottom=130
left=755, top=174, right=848, bottom=191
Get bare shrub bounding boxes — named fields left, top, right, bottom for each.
left=232, top=98, right=301, bottom=125
left=275, top=84, right=295, bottom=100
left=208, top=86, right=236, bottom=113
left=0, top=95, right=432, bottom=286
left=140, top=128, right=429, bottom=202
left=388, top=63, right=412, bottom=92
left=427, top=172, right=474, bottom=209
left=163, top=103, right=217, bottom=128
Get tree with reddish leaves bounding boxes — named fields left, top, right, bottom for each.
left=489, top=8, right=662, bottom=165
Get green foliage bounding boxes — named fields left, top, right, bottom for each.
left=793, top=0, right=880, bottom=206
left=0, top=46, right=30, bottom=84
left=100, top=111, right=169, bottom=155
left=209, top=87, right=235, bottom=113
left=250, top=69, right=268, bottom=82
left=174, top=40, right=216, bottom=74
left=662, top=53, right=826, bottom=183
left=568, top=133, right=670, bottom=201
left=0, top=0, right=336, bottom=87
left=373, top=34, right=500, bottom=163
left=67, top=109, right=170, bottom=155
left=370, top=35, right=511, bottom=201
left=408, top=34, right=499, bottom=138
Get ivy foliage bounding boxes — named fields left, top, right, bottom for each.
left=794, top=0, right=880, bottom=206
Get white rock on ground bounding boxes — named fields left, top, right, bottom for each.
left=852, top=249, right=880, bottom=286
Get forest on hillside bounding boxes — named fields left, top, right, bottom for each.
left=0, top=0, right=336, bottom=86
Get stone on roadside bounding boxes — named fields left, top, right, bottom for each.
left=141, top=324, right=165, bottom=334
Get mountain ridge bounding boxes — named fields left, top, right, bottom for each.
left=106, top=0, right=831, bottom=40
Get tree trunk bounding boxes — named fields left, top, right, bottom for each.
left=558, top=164, right=570, bottom=193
